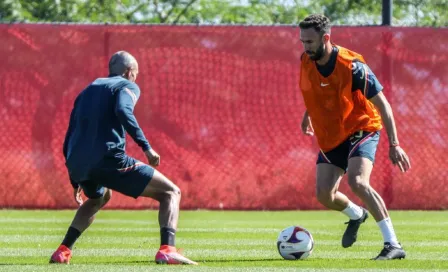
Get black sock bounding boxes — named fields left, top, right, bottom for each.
left=160, top=227, right=176, bottom=246
left=61, top=226, right=82, bottom=249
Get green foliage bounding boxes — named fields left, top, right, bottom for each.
left=0, top=0, right=446, bottom=26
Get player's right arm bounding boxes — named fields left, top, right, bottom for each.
left=301, top=110, right=314, bottom=136
left=299, top=54, right=313, bottom=137
left=114, top=83, right=160, bottom=167
left=63, top=110, right=75, bottom=160
left=63, top=96, right=80, bottom=160
left=63, top=97, right=82, bottom=190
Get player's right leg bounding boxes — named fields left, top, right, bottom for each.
left=50, top=184, right=111, bottom=264
left=315, top=163, right=346, bottom=211
left=316, top=145, right=369, bottom=248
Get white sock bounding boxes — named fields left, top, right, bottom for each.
left=377, top=218, right=401, bottom=247
left=341, top=201, right=364, bottom=220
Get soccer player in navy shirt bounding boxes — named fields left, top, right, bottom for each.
left=50, top=51, right=197, bottom=265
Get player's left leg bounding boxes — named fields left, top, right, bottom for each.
left=347, top=131, right=405, bottom=260
left=49, top=184, right=112, bottom=264
left=138, top=170, right=197, bottom=265
left=88, top=155, right=197, bottom=265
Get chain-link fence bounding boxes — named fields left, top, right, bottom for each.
left=0, top=24, right=446, bottom=209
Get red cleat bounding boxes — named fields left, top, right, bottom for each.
left=155, top=245, right=198, bottom=265
left=49, top=245, right=72, bottom=264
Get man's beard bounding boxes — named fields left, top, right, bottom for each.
left=307, top=43, right=325, bottom=61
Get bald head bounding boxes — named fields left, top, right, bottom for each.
left=109, top=51, right=139, bottom=82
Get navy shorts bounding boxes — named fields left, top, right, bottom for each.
left=317, top=131, right=380, bottom=171
left=77, top=155, right=155, bottom=199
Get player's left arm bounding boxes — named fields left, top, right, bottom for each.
left=115, top=84, right=152, bottom=152
left=352, top=62, right=411, bottom=172
left=115, top=83, right=160, bottom=167
left=369, top=92, right=411, bottom=172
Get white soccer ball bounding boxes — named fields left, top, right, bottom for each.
left=277, top=226, right=314, bottom=260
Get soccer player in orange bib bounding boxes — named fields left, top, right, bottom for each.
left=298, top=14, right=411, bottom=260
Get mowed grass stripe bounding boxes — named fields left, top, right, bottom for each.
left=1, top=244, right=446, bottom=255
left=0, top=248, right=447, bottom=260
left=1, top=256, right=448, bottom=270
left=1, top=255, right=447, bottom=270
left=2, top=235, right=448, bottom=248
left=1, top=217, right=448, bottom=227
left=1, top=267, right=447, bottom=272
left=1, top=225, right=447, bottom=234
left=0, top=228, right=446, bottom=241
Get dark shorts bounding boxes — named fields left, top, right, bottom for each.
left=317, top=131, right=380, bottom=171
left=76, top=155, right=154, bottom=199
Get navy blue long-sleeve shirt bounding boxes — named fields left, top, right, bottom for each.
left=63, top=75, right=151, bottom=186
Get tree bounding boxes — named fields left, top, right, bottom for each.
left=0, top=0, right=446, bottom=27
left=394, top=0, right=447, bottom=27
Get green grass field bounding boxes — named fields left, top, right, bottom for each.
left=0, top=210, right=447, bottom=271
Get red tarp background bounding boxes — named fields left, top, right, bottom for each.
left=0, top=24, right=446, bottom=210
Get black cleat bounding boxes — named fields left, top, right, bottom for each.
left=342, top=208, right=368, bottom=248
left=372, top=242, right=406, bottom=260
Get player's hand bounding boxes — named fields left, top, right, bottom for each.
left=389, top=146, right=411, bottom=172
left=74, top=187, right=83, bottom=206
left=301, top=116, right=314, bottom=136
left=145, top=148, right=160, bottom=167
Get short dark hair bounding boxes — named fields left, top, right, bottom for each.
left=299, top=14, right=331, bottom=35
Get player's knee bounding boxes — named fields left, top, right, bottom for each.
left=168, top=184, right=181, bottom=200
left=316, top=186, right=333, bottom=205
left=159, top=182, right=181, bottom=203
left=90, top=189, right=112, bottom=209
left=103, top=189, right=112, bottom=204
left=348, top=175, right=369, bottom=193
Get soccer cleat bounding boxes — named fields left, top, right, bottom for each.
left=49, top=245, right=72, bottom=264
left=342, top=208, right=369, bottom=248
left=155, top=245, right=198, bottom=265
left=372, top=242, right=406, bottom=260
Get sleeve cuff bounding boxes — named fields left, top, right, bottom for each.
left=70, top=180, right=79, bottom=189
left=142, top=142, right=152, bottom=152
